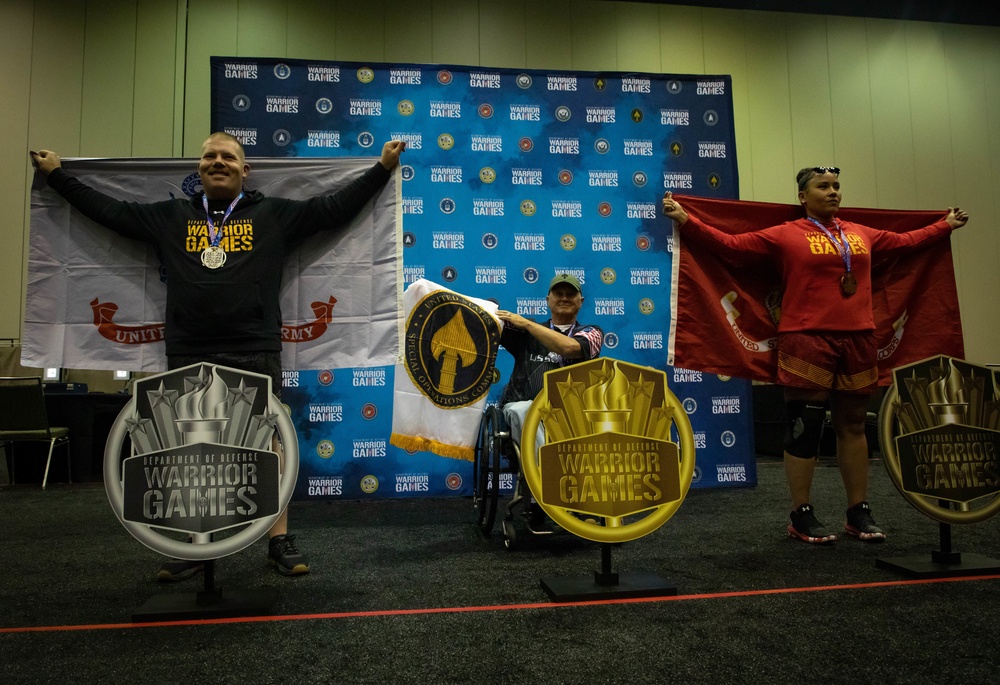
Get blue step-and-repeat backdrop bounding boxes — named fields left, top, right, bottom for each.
left=211, top=58, right=757, bottom=500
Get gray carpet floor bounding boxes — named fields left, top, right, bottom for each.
left=2, top=457, right=999, bottom=684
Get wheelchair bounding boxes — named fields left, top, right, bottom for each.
left=473, top=404, right=561, bottom=549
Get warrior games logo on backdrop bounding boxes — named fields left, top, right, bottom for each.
left=880, top=355, right=1000, bottom=525
left=104, top=364, right=298, bottom=561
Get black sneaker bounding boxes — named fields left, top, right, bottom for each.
left=787, top=504, right=837, bottom=544
left=156, top=558, right=204, bottom=582
left=268, top=534, right=310, bottom=576
left=844, top=501, right=887, bottom=542
left=522, top=503, right=551, bottom=533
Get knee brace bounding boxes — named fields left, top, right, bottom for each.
left=783, top=401, right=828, bottom=458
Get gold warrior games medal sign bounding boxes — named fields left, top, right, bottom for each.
left=521, top=358, right=696, bottom=600
left=877, top=355, right=1000, bottom=576
left=104, top=363, right=298, bottom=620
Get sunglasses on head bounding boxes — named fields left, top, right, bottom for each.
left=811, top=166, right=840, bottom=174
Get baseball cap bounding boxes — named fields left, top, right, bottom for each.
left=549, top=273, right=582, bottom=294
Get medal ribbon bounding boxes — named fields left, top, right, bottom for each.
left=549, top=320, right=578, bottom=363
left=202, top=192, right=244, bottom=248
left=550, top=320, right=577, bottom=337
left=807, top=217, right=852, bottom=274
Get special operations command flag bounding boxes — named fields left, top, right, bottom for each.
left=24, top=157, right=402, bottom=372
left=390, top=279, right=502, bottom=461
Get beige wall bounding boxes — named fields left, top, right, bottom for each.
left=4, top=0, right=999, bottom=364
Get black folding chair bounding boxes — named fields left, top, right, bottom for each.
left=0, top=377, right=71, bottom=488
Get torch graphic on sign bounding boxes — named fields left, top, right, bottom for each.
left=173, top=366, right=231, bottom=444
left=430, top=311, right=477, bottom=394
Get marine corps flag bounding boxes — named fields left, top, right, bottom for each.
left=668, top=195, right=964, bottom=385
left=390, top=279, right=502, bottom=461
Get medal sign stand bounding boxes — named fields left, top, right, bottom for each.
left=103, top=363, right=297, bottom=621
left=875, top=356, right=1000, bottom=578
left=518, top=359, right=697, bottom=601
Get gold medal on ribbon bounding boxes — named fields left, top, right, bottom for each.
left=201, top=246, right=227, bottom=269
left=841, top=271, right=857, bottom=296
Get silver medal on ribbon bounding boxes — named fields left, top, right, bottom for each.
left=201, top=246, right=227, bottom=269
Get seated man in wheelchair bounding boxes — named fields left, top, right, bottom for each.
left=495, top=273, right=604, bottom=525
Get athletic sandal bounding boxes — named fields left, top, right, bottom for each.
left=787, top=503, right=837, bottom=544
left=844, top=501, right=887, bottom=542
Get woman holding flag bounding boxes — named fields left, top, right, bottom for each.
left=662, top=167, right=968, bottom=544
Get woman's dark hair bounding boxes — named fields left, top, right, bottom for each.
left=796, top=166, right=840, bottom=190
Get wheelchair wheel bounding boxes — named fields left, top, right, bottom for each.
left=502, top=518, right=518, bottom=550
left=473, top=405, right=502, bottom=536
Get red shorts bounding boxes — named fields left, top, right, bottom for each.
left=777, top=331, right=877, bottom=393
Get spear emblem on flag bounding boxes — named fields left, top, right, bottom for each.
left=430, top=311, right=477, bottom=394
